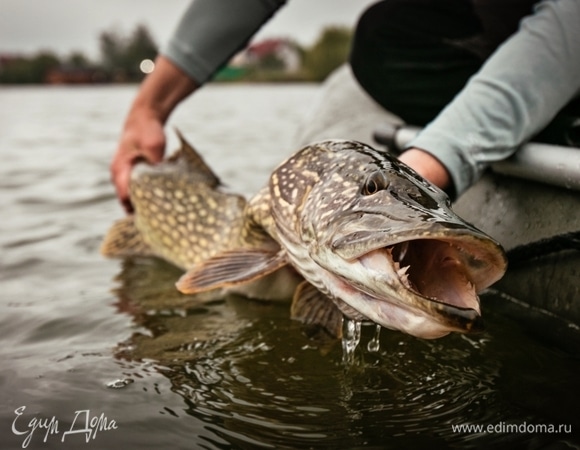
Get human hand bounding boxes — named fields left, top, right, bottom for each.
left=110, top=111, right=166, bottom=213
left=399, top=148, right=451, bottom=191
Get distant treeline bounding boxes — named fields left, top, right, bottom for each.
left=0, top=25, right=157, bottom=84
left=234, top=26, right=353, bottom=83
left=0, top=25, right=352, bottom=84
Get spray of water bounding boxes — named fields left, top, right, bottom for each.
left=367, top=324, right=382, bottom=353
left=341, top=318, right=362, bottom=365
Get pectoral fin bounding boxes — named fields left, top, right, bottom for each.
left=101, top=216, right=154, bottom=258
left=176, top=248, right=288, bottom=294
left=291, top=281, right=344, bottom=339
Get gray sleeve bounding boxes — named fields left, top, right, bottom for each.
left=407, top=0, right=580, bottom=197
left=162, top=0, right=287, bottom=84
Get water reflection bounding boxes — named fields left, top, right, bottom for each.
left=109, top=257, right=580, bottom=449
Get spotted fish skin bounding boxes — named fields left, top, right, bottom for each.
left=130, top=167, right=247, bottom=270
left=103, top=132, right=249, bottom=270
left=104, top=134, right=507, bottom=340
left=178, top=139, right=506, bottom=339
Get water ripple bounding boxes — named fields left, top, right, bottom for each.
left=1, top=85, right=578, bottom=450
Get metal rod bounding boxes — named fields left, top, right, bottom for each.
left=373, top=124, right=580, bottom=191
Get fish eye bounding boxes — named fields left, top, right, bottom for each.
left=362, top=171, right=389, bottom=195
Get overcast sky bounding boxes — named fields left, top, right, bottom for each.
left=0, top=0, right=377, bottom=60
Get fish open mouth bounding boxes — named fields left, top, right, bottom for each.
left=354, top=236, right=507, bottom=333
left=327, top=218, right=507, bottom=336
left=387, top=239, right=481, bottom=312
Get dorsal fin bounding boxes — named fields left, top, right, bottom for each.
left=171, top=128, right=221, bottom=187
left=101, top=216, right=155, bottom=258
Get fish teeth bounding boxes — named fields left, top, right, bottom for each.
left=397, top=265, right=409, bottom=277
left=397, top=265, right=411, bottom=288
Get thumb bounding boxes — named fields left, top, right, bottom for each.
left=139, top=125, right=166, bottom=165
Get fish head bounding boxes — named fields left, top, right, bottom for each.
left=271, top=140, right=507, bottom=338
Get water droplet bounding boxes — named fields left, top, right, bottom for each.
left=106, top=378, right=134, bottom=389
left=367, top=324, right=381, bottom=353
left=342, top=318, right=362, bottom=365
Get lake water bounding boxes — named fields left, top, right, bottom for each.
left=0, top=84, right=578, bottom=449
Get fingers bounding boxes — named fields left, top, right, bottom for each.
left=111, top=150, right=135, bottom=213
left=111, top=120, right=166, bottom=213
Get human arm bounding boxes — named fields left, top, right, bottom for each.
left=165, top=0, right=287, bottom=84
left=111, top=56, right=197, bottom=213
left=402, top=0, right=580, bottom=197
left=111, top=0, right=287, bottom=212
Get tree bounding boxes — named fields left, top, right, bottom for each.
left=0, top=51, right=60, bottom=84
left=31, top=52, right=60, bottom=80
left=125, top=25, right=158, bottom=71
left=100, top=29, right=125, bottom=71
left=99, top=24, right=158, bottom=81
left=67, top=51, right=91, bottom=69
left=303, top=27, right=353, bottom=82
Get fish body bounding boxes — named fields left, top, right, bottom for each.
left=101, top=131, right=300, bottom=301
left=103, top=134, right=507, bottom=339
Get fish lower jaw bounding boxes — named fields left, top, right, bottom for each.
left=330, top=279, right=466, bottom=339
left=334, top=302, right=457, bottom=339
left=371, top=296, right=477, bottom=339
left=318, top=248, right=483, bottom=338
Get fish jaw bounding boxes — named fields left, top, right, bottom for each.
left=310, top=232, right=506, bottom=338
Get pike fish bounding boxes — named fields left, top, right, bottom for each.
left=102, top=133, right=507, bottom=339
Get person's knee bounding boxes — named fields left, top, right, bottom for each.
left=350, top=0, right=484, bottom=125
left=352, top=0, right=412, bottom=47
left=353, top=0, right=482, bottom=50
left=350, top=1, right=400, bottom=88
left=350, top=0, right=416, bottom=101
